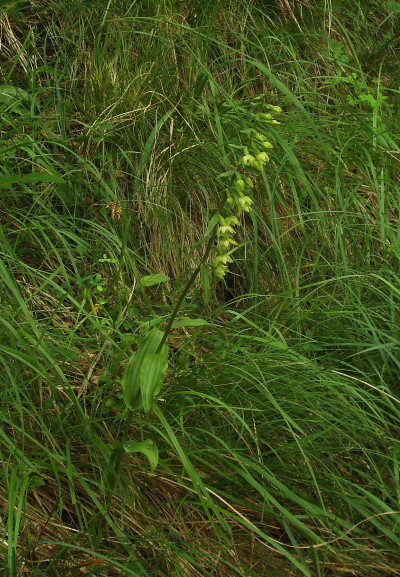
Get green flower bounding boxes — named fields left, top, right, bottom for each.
left=251, top=160, right=263, bottom=172
left=241, top=154, right=255, bottom=167
left=218, top=238, right=237, bottom=250
left=256, top=152, right=269, bottom=164
left=238, top=196, right=253, bottom=212
left=210, top=100, right=281, bottom=279
left=225, top=215, right=240, bottom=227
left=217, top=225, right=234, bottom=236
left=213, top=263, right=229, bottom=279
left=214, top=254, right=233, bottom=266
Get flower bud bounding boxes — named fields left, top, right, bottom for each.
left=255, top=132, right=267, bottom=142
left=258, top=113, right=272, bottom=121
left=236, top=179, right=245, bottom=192
left=243, top=176, right=254, bottom=188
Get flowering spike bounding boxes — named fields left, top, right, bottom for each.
left=210, top=100, right=281, bottom=280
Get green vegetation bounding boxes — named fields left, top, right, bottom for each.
left=1, top=0, right=399, bottom=575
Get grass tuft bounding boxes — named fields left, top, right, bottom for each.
left=1, top=0, right=399, bottom=575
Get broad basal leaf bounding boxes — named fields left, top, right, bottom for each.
left=140, top=346, right=168, bottom=414
left=122, top=328, right=168, bottom=411
left=124, top=439, right=159, bottom=472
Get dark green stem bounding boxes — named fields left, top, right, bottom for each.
left=156, top=193, right=227, bottom=352
left=104, top=409, right=135, bottom=504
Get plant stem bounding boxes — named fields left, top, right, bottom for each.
left=157, top=193, right=227, bottom=352
left=106, top=193, right=226, bottom=497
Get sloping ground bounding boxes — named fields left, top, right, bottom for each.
left=1, top=1, right=399, bottom=575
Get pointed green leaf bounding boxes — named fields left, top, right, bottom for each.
left=122, top=328, right=167, bottom=411
left=0, top=172, right=66, bottom=189
left=171, top=317, right=210, bottom=329
left=140, top=274, right=170, bottom=287
left=140, top=346, right=169, bottom=414
left=121, top=352, right=142, bottom=410
left=136, top=109, right=174, bottom=183
left=124, top=439, right=159, bottom=472
left=0, top=84, right=29, bottom=105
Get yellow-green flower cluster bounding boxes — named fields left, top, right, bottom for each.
left=211, top=103, right=281, bottom=280
left=226, top=174, right=253, bottom=215
left=213, top=215, right=238, bottom=279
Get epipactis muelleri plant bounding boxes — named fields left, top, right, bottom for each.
left=103, top=100, right=281, bottom=497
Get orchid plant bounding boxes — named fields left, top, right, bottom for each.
left=103, top=99, right=281, bottom=499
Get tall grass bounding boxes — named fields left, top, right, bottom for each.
left=1, top=0, right=399, bottom=575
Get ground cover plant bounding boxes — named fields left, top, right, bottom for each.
left=0, top=0, right=399, bottom=575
